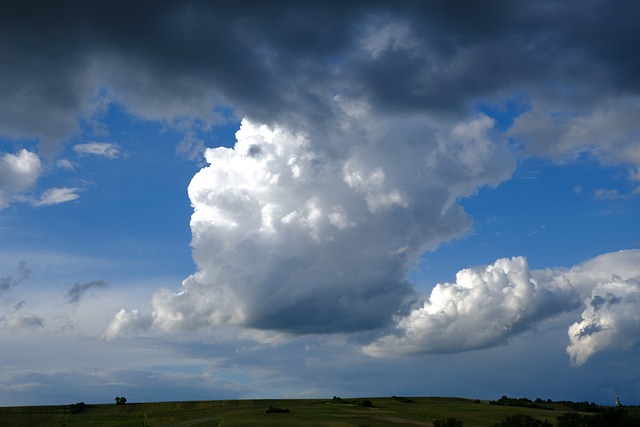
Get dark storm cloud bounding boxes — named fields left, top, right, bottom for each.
left=2, top=0, right=639, bottom=148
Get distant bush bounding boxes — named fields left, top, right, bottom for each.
left=265, top=406, right=289, bottom=413
left=434, top=417, right=464, bottom=427
left=490, top=396, right=552, bottom=410
left=361, top=400, right=373, bottom=407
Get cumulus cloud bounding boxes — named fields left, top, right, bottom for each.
left=103, top=309, right=152, bottom=340
left=73, top=142, right=120, bottom=159
left=363, top=257, right=579, bottom=357
left=567, top=276, right=640, bottom=366
left=0, top=149, right=41, bottom=208
left=364, top=250, right=640, bottom=362
left=108, top=113, right=514, bottom=337
left=562, top=249, right=640, bottom=299
left=66, top=280, right=108, bottom=303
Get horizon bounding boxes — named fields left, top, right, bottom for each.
left=1, top=1, right=639, bottom=407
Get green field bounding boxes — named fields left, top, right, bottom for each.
left=0, top=396, right=637, bottom=427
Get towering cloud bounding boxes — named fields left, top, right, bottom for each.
left=109, top=111, right=514, bottom=336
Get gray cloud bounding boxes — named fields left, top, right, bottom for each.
left=1, top=1, right=639, bottom=163
left=0, top=261, right=31, bottom=295
left=66, top=280, right=108, bottom=303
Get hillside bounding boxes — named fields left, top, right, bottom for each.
left=1, top=396, right=638, bottom=426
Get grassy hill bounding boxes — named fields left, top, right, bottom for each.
left=1, top=396, right=638, bottom=426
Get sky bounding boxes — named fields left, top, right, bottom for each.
left=1, top=0, right=640, bottom=407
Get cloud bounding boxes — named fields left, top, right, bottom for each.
left=0, top=149, right=41, bottom=208
left=66, top=280, right=108, bottom=303
left=2, top=312, right=45, bottom=330
left=0, top=261, right=31, bottom=295
left=364, top=250, right=640, bottom=361
left=567, top=276, right=640, bottom=366
left=510, top=96, right=640, bottom=167
left=562, top=249, right=640, bottom=299
left=107, top=112, right=514, bottom=337
left=73, top=142, right=120, bottom=159
left=1, top=2, right=638, bottom=164
left=363, top=257, right=579, bottom=357
left=33, top=187, right=81, bottom=206
left=56, top=159, right=75, bottom=171
left=103, top=309, right=152, bottom=340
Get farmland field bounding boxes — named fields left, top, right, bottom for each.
left=1, top=396, right=638, bottom=426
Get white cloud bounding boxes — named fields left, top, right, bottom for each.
left=363, top=256, right=579, bottom=357
left=562, top=249, right=640, bottom=299
left=364, top=250, right=640, bottom=362
left=73, top=142, right=120, bottom=159
left=34, top=187, right=80, bottom=206
left=107, top=110, right=515, bottom=338
left=103, top=309, right=152, bottom=340
left=56, top=159, right=75, bottom=171
left=567, top=276, right=640, bottom=366
left=0, top=149, right=41, bottom=208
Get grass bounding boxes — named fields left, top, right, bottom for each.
left=0, top=396, right=637, bottom=426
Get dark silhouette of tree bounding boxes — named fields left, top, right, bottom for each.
left=115, top=396, right=127, bottom=405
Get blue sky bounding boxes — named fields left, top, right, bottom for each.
left=1, top=0, right=640, bottom=407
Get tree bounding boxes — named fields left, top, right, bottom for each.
left=115, top=396, right=127, bottom=405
